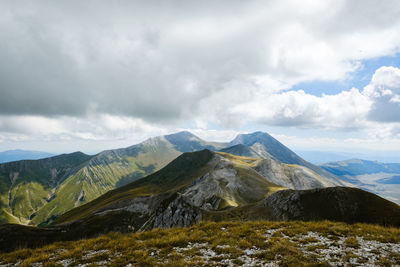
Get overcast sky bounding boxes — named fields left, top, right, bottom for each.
left=1, top=0, right=400, bottom=157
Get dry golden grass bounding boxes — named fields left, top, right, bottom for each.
left=0, top=220, right=399, bottom=266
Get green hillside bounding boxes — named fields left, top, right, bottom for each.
left=0, top=132, right=223, bottom=225
left=0, top=152, right=93, bottom=225
left=53, top=150, right=285, bottom=225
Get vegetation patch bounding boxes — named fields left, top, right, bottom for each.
left=0, top=220, right=399, bottom=266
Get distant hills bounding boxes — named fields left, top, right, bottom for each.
left=0, top=150, right=54, bottom=163
left=320, top=159, right=400, bottom=203
left=298, top=150, right=400, bottom=164
left=0, top=131, right=347, bottom=226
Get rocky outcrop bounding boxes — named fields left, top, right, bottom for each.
left=153, top=194, right=202, bottom=228
left=254, top=158, right=338, bottom=190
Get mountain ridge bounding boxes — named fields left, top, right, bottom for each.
left=0, top=132, right=223, bottom=225
left=0, top=131, right=348, bottom=225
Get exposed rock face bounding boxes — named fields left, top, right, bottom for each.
left=227, top=132, right=346, bottom=183
left=153, top=194, right=202, bottom=228
left=254, top=158, right=338, bottom=190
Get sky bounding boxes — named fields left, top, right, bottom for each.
left=1, top=0, right=400, bottom=159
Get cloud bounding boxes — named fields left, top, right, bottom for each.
left=225, top=88, right=371, bottom=130
left=364, top=66, right=400, bottom=122
left=198, top=66, right=400, bottom=134
left=272, top=133, right=400, bottom=152
left=1, top=0, right=400, bottom=122
left=0, top=114, right=166, bottom=142
left=1, top=0, right=400, bottom=152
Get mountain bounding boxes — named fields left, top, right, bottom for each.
left=53, top=150, right=399, bottom=231
left=0, top=131, right=224, bottom=225
left=53, top=150, right=285, bottom=227
left=0, top=130, right=349, bottom=226
left=0, top=150, right=398, bottom=253
left=320, top=159, right=400, bottom=203
left=0, top=152, right=93, bottom=224
left=321, top=159, right=400, bottom=177
left=207, top=187, right=400, bottom=226
left=0, top=150, right=54, bottom=163
left=298, top=150, right=400, bottom=164
left=220, top=144, right=259, bottom=158
left=224, top=132, right=348, bottom=188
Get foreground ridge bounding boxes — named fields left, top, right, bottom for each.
left=0, top=221, right=399, bottom=266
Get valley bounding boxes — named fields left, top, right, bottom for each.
left=321, top=159, right=400, bottom=203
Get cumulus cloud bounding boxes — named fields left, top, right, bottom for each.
left=364, top=66, right=400, bottom=122
left=198, top=66, right=400, bottom=134
left=223, top=88, right=371, bottom=130
left=1, top=0, right=400, bottom=151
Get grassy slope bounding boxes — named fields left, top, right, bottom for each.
left=0, top=221, right=399, bottom=266
left=53, top=150, right=215, bottom=225
left=216, top=152, right=285, bottom=203
left=0, top=152, right=93, bottom=224
left=1, top=132, right=223, bottom=225
left=54, top=150, right=286, bottom=226
left=1, top=137, right=182, bottom=225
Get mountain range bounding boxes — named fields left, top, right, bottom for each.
left=298, top=150, right=400, bottom=164
left=321, top=159, right=400, bottom=203
left=0, top=131, right=349, bottom=226
left=0, top=149, right=398, bottom=252
left=0, top=150, right=54, bottom=164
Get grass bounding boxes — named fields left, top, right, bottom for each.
left=31, top=147, right=180, bottom=225
left=0, top=140, right=183, bottom=226
left=0, top=220, right=399, bottom=266
left=53, top=150, right=214, bottom=225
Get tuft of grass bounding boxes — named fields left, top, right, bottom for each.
left=345, top=236, right=360, bottom=248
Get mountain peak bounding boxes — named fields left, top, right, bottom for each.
left=165, top=131, right=200, bottom=140
left=164, top=131, right=220, bottom=152
left=229, top=131, right=273, bottom=146
left=228, top=131, right=298, bottom=163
